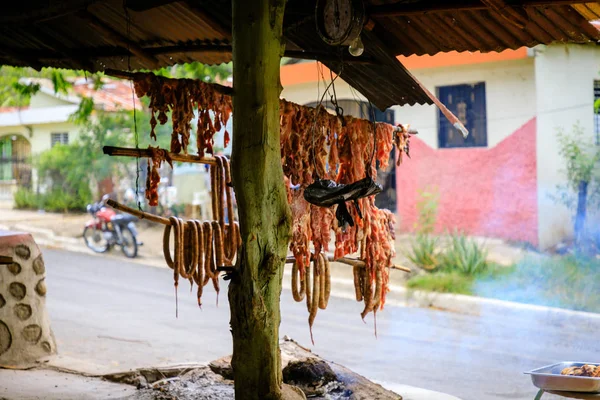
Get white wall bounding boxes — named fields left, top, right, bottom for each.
left=29, top=91, right=72, bottom=109
left=0, top=122, right=81, bottom=155
left=393, top=58, right=536, bottom=148
left=535, top=44, right=600, bottom=248
left=281, top=58, right=537, bottom=149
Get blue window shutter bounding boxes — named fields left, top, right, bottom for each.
left=438, top=83, right=487, bottom=148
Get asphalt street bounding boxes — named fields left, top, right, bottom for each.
left=41, top=249, right=600, bottom=400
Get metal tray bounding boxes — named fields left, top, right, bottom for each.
left=525, top=362, right=600, bottom=393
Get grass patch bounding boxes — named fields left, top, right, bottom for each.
left=407, top=271, right=474, bottom=295
left=407, top=264, right=510, bottom=295
left=474, top=253, right=600, bottom=313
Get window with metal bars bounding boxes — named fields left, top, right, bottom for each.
left=437, top=82, right=487, bottom=148
left=594, top=81, right=600, bottom=145
left=50, top=132, right=69, bottom=147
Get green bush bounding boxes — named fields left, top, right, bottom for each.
left=407, top=234, right=439, bottom=270
left=414, top=188, right=439, bottom=235
left=13, top=188, right=40, bottom=209
left=438, top=233, right=489, bottom=276
left=13, top=187, right=88, bottom=212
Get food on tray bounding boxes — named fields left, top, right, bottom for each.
left=561, top=364, right=600, bottom=377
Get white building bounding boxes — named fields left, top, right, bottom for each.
left=281, top=43, right=600, bottom=249
left=0, top=77, right=136, bottom=204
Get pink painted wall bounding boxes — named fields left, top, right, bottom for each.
left=396, top=118, right=538, bottom=245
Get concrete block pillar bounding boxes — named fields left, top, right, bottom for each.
left=0, top=231, right=56, bottom=367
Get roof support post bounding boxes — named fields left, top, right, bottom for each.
left=228, top=0, right=292, bottom=399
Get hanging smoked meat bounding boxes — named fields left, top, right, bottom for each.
left=129, top=71, right=414, bottom=321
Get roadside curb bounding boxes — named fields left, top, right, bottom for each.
left=282, top=266, right=600, bottom=326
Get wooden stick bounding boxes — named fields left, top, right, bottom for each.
left=103, top=146, right=217, bottom=165
left=104, top=69, right=234, bottom=96
left=0, top=255, right=13, bottom=265
left=285, top=255, right=410, bottom=273
left=107, top=199, right=171, bottom=225
left=106, top=198, right=411, bottom=274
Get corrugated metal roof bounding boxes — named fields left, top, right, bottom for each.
left=1, top=0, right=599, bottom=109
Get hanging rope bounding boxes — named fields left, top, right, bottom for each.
left=123, top=1, right=142, bottom=211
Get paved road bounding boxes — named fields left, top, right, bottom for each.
left=42, top=249, right=600, bottom=400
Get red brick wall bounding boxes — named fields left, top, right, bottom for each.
left=396, top=118, right=538, bottom=245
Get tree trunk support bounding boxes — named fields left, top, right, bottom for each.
left=228, top=1, right=291, bottom=399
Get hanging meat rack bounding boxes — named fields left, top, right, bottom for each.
left=102, top=146, right=410, bottom=274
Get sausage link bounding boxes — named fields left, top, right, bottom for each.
left=318, top=253, right=330, bottom=309
left=210, top=164, right=219, bottom=221
left=223, top=157, right=237, bottom=262
left=304, top=256, right=312, bottom=313
left=215, top=156, right=226, bottom=235
left=308, top=257, right=320, bottom=344
left=169, top=217, right=181, bottom=288
left=202, top=221, right=213, bottom=286
left=291, top=261, right=305, bottom=302
left=163, top=223, right=175, bottom=270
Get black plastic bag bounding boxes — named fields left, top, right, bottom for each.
left=304, top=177, right=382, bottom=229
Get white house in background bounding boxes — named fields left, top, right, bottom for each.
left=280, top=43, right=600, bottom=249
left=0, top=77, right=137, bottom=204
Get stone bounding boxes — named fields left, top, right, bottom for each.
left=282, top=358, right=338, bottom=396
left=9, top=282, right=26, bottom=300
left=0, top=232, right=56, bottom=367
left=7, top=263, right=21, bottom=275
left=14, top=304, right=32, bottom=321
left=209, top=356, right=233, bottom=380
left=14, top=245, right=31, bottom=260
left=0, top=321, right=11, bottom=356
left=41, top=341, right=52, bottom=353
left=22, top=325, right=42, bottom=343
left=32, top=256, right=45, bottom=275
left=35, top=280, right=46, bottom=297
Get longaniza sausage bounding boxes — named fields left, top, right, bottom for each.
left=291, top=261, right=305, bottom=302
left=308, top=257, right=320, bottom=344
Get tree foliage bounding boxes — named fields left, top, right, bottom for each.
left=553, top=125, right=600, bottom=212
left=9, top=62, right=232, bottom=212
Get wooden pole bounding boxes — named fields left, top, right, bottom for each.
left=106, top=199, right=407, bottom=273
left=228, top=0, right=291, bottom=399
left=103, top=146, right=217, bottom=165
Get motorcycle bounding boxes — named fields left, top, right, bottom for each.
left=83, top=195, right=141, bottom=258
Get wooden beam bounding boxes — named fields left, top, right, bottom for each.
left=0, top=255, right=13, bottom=265
left=77, top=10, right=161, bottom=70
left=0, top=44, right=376, bottom=68
left=103, top=69, right=234, bottom=96
left=0, top=48, right=43, bottom=71
left=368, top=1, right=593, bottom=17
left=103, top=145, right=218, bottom=165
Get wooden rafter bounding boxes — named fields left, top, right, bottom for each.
left=0, top=44, right=378, bottom=66
left=368, top=1, right=593, bottom=17
left=77, top=10, right=161, bottom=70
